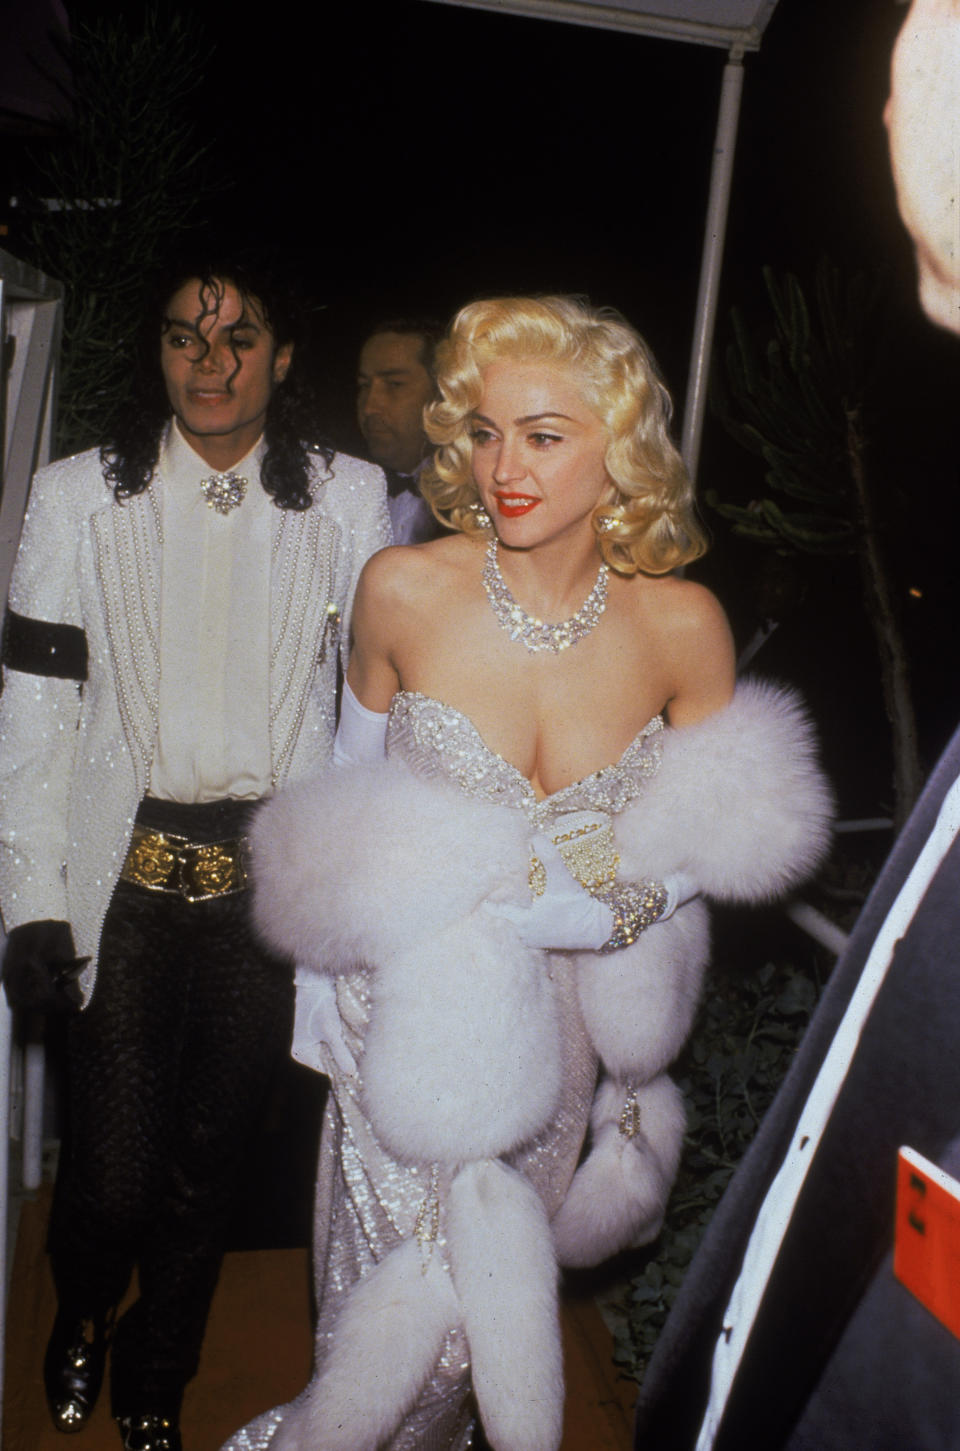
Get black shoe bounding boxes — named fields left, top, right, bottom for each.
left=43, top=1308, right=108, bottom=1432
left=115, top=1411, right=183, bottom=1451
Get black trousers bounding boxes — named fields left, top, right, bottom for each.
left=48, top=797, right=294, bottom=1414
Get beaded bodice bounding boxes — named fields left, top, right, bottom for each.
left=386, top=691, right=663, bottom=829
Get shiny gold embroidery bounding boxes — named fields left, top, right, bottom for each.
left=124, top=832, right=177, bottom=889
left=188, top=843, right=239, bottom=896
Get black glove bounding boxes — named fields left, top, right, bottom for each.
left=2, top=920, right=88, bottom=1013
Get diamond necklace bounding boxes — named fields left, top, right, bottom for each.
left=482, top=537, right=609, bottom=653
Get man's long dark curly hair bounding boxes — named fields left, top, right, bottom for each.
left=101, top=252, right=333, bottom=510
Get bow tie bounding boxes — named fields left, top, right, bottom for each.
left=385, top=469, right=418, bottom=499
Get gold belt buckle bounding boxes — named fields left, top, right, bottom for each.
left=180, top=841, right=245, bottom=901
left=124, top=827, right=182, bottom=891
left=122, top=826, right=248, bottom=900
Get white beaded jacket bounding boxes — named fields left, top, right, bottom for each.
left=0, top=441, right=390, bottom=1003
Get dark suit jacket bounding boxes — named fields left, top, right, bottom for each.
left=634, top=725, right=960, bottom=1450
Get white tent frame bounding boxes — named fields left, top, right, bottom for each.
left=422, top=0, right=780, bottom=481
left=423, top=0, right=779, bottom=49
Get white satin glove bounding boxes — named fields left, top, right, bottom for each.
left=485, top=831, right=617, bottom=950
left=290, top=682, right=385, bottom=1077
left=291, top=970, right=357, bottom=1077
left=333, top=679, right=389, bottom=767
left=663, top=871, right=696, bottom=918
left=485, top=829, right=697, bottom=953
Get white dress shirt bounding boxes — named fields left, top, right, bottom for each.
left=150, top=421, right=272, bottom=802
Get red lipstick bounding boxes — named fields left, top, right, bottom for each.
left=494, top=492, right=540, bottom=518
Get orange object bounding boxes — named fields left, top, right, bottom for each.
left=894, top=1145, right=960, bottom=1340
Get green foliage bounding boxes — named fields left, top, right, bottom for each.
left=609, top=952, right=822, bottom=1384
left=21, top=8, right=214, bottom=455
left=710, top=259, right=921, bottom=824
left=708, top=261, right=885, bottom=554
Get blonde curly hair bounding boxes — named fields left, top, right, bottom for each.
left=422, top=295, right=706, bottom=576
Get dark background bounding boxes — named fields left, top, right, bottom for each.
left=4, top=0, right=959, bottom=804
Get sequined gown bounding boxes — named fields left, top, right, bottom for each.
left=223, top=691, right=663, bottom=1451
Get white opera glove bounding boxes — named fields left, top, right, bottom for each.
left=333, top=679, right=389, bottom=767
left=485, top=831, right=618, bottom=951
left=291, top=969, right=357, bottom=1077
left=660, top=871, right=697, bottom=921
left=486, top=810, right=695, bottom=952
left=291, top=681, right=385, bottom=1076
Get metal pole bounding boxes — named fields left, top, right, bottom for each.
left=785, top=900, right=850, bottom=958
left=681, top=47, right=745, bottom=484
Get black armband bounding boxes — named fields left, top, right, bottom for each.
left=2, top=609, right=88, bottom=681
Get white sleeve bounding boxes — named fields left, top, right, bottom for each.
left=0, top=463, right=88, bottom=930
left=333, top=679, right=389, bottom=767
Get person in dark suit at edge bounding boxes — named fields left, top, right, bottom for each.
left=632, top=4, right=960, bottom=1447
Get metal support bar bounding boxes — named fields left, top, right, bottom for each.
left=834, top=817, right=894, bottom=834
left=785, top=899, right=850, bottom=957
left=681, top=49, right=745, bottom=483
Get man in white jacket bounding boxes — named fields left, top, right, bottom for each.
left=0, top=253, right=389, bottom=1451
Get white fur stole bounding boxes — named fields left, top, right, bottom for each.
left=251, top=760, right=562, bottom=1164
left=574, top=678, right=833, bottom=1081
left=251, top=679, right=832, bottom=1344
left=555, top=679, right=832, bottom=1267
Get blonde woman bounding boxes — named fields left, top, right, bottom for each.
left=224, top=297, right=831, bottom=1451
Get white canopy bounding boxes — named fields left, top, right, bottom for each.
left=422, top=0, right=782, bottom=479
left=423, top=0, right=779, bottom=49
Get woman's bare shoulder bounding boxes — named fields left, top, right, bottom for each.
left=631, top=574, right=736, bottom=725
left=633, top=572, right=729, bottom=640
left=357, top=540, right=428, bottom=588
left=354, top=536, right=481, bottom=636
left=349, top=534, right=483, bottom=705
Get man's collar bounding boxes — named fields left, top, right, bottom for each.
left=162, top=418, right=267, bottom=485
left=383, top=456, right=429, bottom=497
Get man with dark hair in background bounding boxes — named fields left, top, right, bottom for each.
left=0, top=255, right=390, bottom=1451
left=356, top=319, right=444, bottom=544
